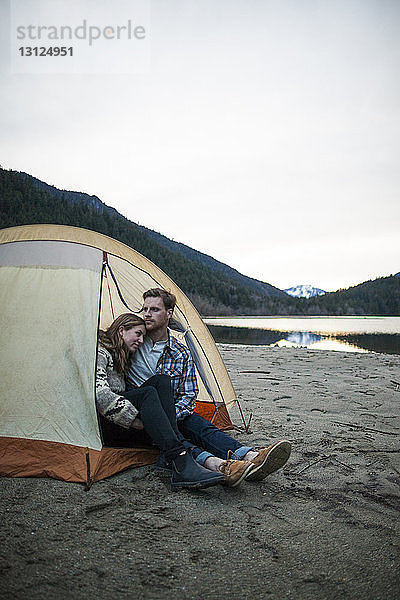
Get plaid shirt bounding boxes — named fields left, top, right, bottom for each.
left=156, top=330, right=199, bottom=420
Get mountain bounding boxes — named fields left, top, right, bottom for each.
left=1, top=167, right=398, bottom=316
left=15, top=171, right=286, bottom=299
left=18, top=172, right=118, bottom=216
left=140, top=225, right=285, bottom=299
left=18, top=173, right=285, bottom=300
left=0, top=168, right=294, bottom=315
left=284, top=285, right=326, bottom=299
left=301, top=276, right=400, bottom=316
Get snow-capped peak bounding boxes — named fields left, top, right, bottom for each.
left=284, top=284, right=326, bottom=299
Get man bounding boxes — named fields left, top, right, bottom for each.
left=127, top=288, right=291, bottom=485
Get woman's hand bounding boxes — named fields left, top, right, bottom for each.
left=131, top=417, right=144, bottom=430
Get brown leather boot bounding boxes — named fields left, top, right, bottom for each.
left=245, top=440, right=292, bottom=482
left=218, top=459, right=255, bottom=487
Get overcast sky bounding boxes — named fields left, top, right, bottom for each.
left=1, top=0, right=399, bottom=291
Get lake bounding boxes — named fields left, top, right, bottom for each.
left=203, top=316, right=400, bottom=355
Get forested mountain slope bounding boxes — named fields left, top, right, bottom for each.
left=1, top=168, right=398, bottom=315
left=0, top=168, right=294, bottom=315
left=302, top=276, right=400, bottom=316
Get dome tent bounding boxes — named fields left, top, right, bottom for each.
left=0, top=224, right=236, bottom=485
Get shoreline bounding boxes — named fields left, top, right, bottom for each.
left=1, top=346, right=400, bottom=600
left=204, top=315, right=400, bottom=334
left=209, top=325, right=400, bottom=355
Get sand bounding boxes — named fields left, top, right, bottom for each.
left=1, top=345, right=399, bottom=600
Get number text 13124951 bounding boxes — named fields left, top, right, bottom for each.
left=19, top=47, right=73, bottom=56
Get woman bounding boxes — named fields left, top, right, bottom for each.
left=95, top=313, right=224, bottom=490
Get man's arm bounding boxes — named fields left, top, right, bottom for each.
left=173, top=349, right=199, bottom=420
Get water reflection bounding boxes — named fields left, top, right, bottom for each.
left=286, top=332, right=322, bottom=346
left=273, top=336, right=368, bottom=353
left=335, top=333, right=400, bottom=355
left=207, top=326, right=282, bottom=346
left=207, top=325, right=400, bottom=354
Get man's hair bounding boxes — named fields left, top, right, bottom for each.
left=143, top=288, right=176, bottom=312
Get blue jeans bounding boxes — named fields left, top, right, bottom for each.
left=102, top=375, right=209, bottom=465
left=178, top=412, right=254, bottom=466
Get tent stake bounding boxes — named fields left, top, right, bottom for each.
left=234, top=397, right=253, bottom=434
left=85, top=450, right=92, bottom=491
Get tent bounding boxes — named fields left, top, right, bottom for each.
left=0, top=224, right=236, bottom=485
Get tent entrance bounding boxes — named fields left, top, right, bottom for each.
left=99, top=252, right=235, bottom=432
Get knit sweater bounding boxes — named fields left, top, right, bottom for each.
left=95, top=345, right=138, bottom=429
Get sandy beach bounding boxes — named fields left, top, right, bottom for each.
left=1, top=345, right=399, bottom=600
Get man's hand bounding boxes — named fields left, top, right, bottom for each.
left=131, top=417, right=144, bottom=430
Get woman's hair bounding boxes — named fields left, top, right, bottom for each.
left=99, top=313, right=145, bottom=374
